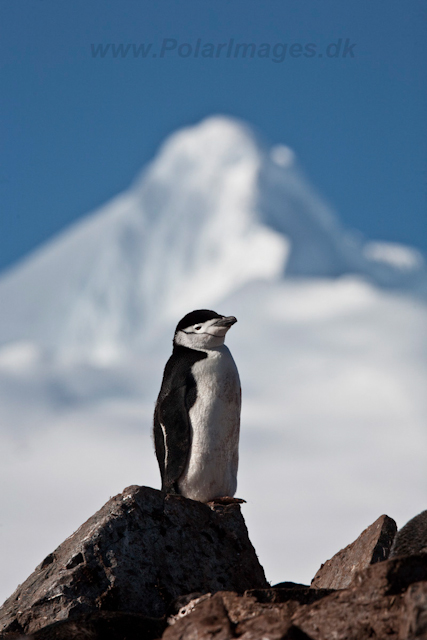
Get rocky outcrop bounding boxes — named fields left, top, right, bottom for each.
left=2, top=493, right=426, bottom=640
left=15, top=611, right=166, bottom=640
left=311, top=514, right=397, bottom=589
left=163, top=588, right=333, bottom=640
left=0, top=486, right=267, bottom=638
left=164, top=555, right=427, bottom=640
left=293, top=554, right=427, bottom=640
left=390, top=510, right=427, bottom=558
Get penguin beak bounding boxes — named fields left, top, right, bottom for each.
left=212, top=316, right=237, bottom=328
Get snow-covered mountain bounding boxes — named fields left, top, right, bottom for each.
left=0, top=116, right=424, bottom=362
left=0, top=116, right=426, bottom=605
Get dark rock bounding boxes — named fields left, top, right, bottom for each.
left=244, top=588, right=335, bottom=606
left=163, top=588, right=333, bottom=639
left=293, top=554, right=427, bottom=639
left=7, top=611, right=165, bottom=640
left=0, top=486, right=267, bottom=638
left=167, top=592, right=205, bottom=617
left=163, top=555, right=427, bottom=640
left=390, top=510, right=427, bottom=558
left=164, top=593, right=233, bottom=640
left=272, top=582, right=309, bottom=589
left=310, top=514, right=397, bottom=589
left=163, top=591, right=295, bottom=640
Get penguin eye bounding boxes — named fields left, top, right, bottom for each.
left=194, top=325, right=202, bottom=331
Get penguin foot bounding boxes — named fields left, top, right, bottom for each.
left=207, top=496, right=246, bottom=505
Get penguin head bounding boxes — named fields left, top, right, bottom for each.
left=174, top=309, right=237, bottom=350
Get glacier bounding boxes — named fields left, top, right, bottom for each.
left=0, top=115, right=425, bottom=361
left=0, top=115, right=426, bottom=603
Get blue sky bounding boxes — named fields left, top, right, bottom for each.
left=1, top=0, right=426, bottom=272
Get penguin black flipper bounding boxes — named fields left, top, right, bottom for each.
left=154, top=345, right=207, bottom=494
left=154, top=385, right=190, bottom=492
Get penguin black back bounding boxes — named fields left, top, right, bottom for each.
left=154, top=344, right=207, bottom=492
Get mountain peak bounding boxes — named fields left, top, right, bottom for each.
left=0, top=116, right=424, bottom=361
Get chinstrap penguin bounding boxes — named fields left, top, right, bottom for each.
left=153, top=309, right=242, bottom=503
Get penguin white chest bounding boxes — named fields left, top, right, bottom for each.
left=178, top=345, right=241, bottom=502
